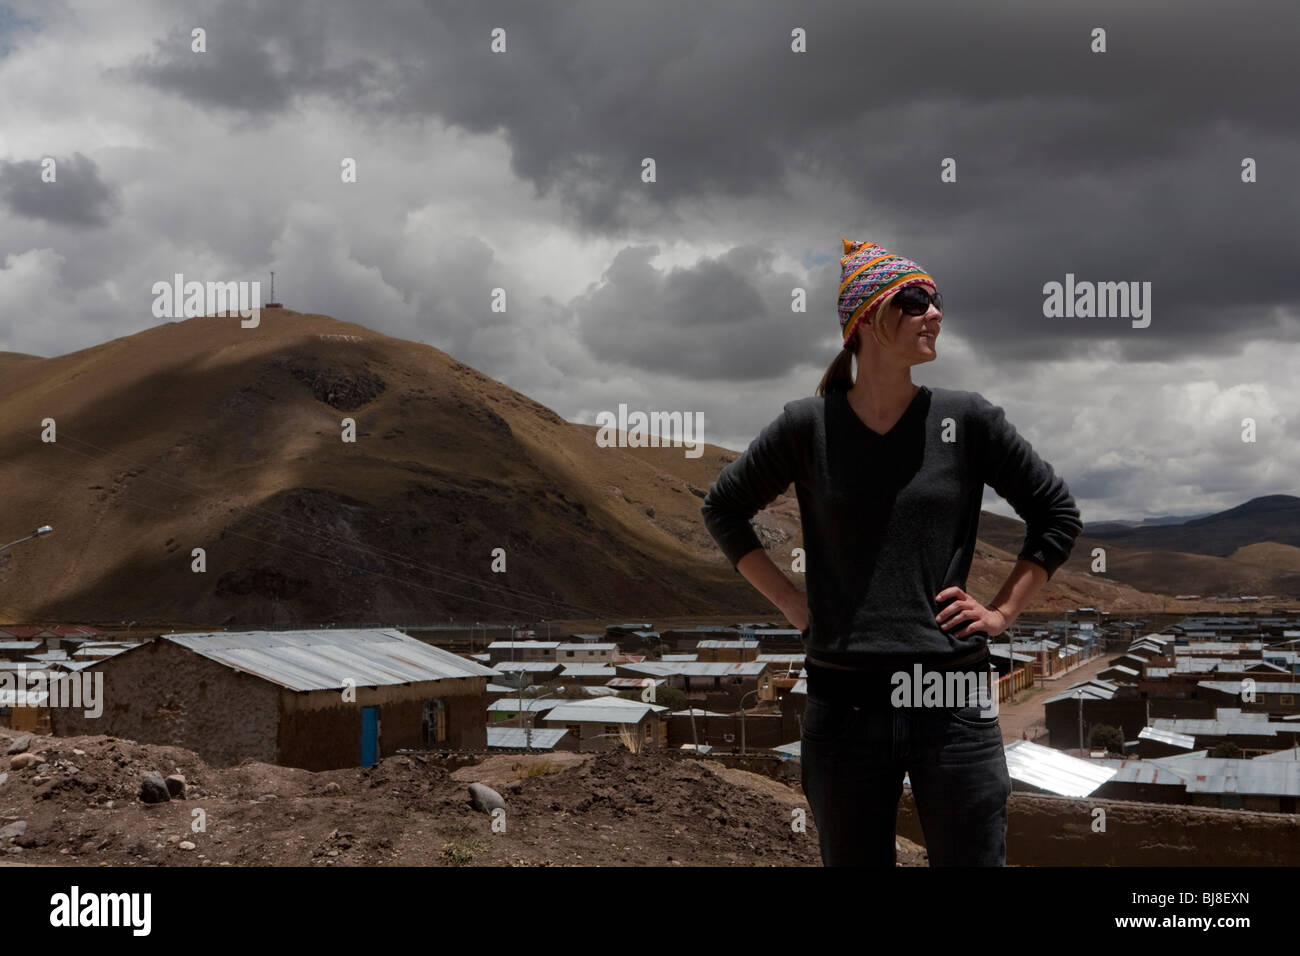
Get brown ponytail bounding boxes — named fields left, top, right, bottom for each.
left=816, top=330, right=856, bottom=396
left=817, top=291, right=903, bottom=396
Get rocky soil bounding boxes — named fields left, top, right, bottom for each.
left=0, top=729, right=929, bottom=866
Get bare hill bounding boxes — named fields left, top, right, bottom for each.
left=1230, top=541, right=1300, bottom=573
left=977, top=510, right=1300, bottom=604
left=0, top=311, right=767, bottom=624
left=0, top=309, right=1283, bottom=624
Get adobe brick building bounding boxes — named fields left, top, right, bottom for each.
left=50, top=628, right=496, bottom=770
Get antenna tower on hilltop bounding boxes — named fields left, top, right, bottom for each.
left=266, top=270, right=283, bottom=309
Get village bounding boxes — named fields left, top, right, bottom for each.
left=2, top=608, right=1299, bottom=823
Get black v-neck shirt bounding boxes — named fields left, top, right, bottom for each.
left=700, top=383, right=1083, bottom=668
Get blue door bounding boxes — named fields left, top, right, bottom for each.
left=360, top=706, right=379, bottom=767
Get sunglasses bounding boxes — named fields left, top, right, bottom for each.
left=894, top=285, right=943, bottom=316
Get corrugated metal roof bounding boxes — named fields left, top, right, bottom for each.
left=618, top=661, right=769, bottom=677
left=486, top=727, right=568, bottom=749
left=492, top=661, right=562, bottom=672
left=1150, top=714, right=1291, bottom=737
left=1154, top=757, right=1300, bottom=796
left=1138, top=726, right=1197, bottom=749
left=556, top=643, right=617, bottom=651
left=487, top=641, right=561, bottom=649
left=164, top=628, right=497, bottom=692
left=1098, top=664, right=1140, bottom=677
left=1002, top=740, right=1117, bottom=797
left=73, top=646, right=129, bottom=660
left=1177, top=646, right=1265, bottom=658
left=1090, top=758, right=1188, bottom=786
left=1012, top=641, right=1058, bottom=652
left=558, top=664, right=616, bottom=676
left=1043, top=685, right=1113, bottom=705
left=1252, top=747, right=1300, bottom=761
left=696, top=640, right=759, bottom=648
left=486, top=697, right=561, bottom=712
left=607, top=677, right=663, bottom=687
left=542, top=696, right=667, bottom=724
left=1082, top=679, right=1121, bottom=692
left=1198, top=680, right=1300, bottom=695
left=1147, top=751, right=1209, bottom=765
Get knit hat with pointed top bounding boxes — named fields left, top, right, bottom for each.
left=837, top=238, right=935, bottom=347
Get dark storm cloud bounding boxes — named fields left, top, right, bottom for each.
left=0, top=153, right=120, bottom=226
left=0, top=6, right=38, bottom=57
left=572, top=244, right=836, bottom=380
left=123, top=7, right=395, bottom=116
left=120, top=0, right=1300, bottom=374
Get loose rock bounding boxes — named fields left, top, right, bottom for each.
left=0, top=820, right=29, bottom=840
left=139, top=772, right=171, bottom=804
left=165, top=774, right=187, bottom=799
left=468, top=781, right=506, bottom=813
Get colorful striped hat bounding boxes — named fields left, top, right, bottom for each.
left=838, top=238, right=935, bottom=347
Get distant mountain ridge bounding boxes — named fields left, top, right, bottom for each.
left=1083, top=495, right=1300, bottom=555
left=1083, top=510, right=1218, bottom=533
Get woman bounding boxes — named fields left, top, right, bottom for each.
left=700, top=238, right=1083, bottom=866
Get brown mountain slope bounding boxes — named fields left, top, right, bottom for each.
left=0, top=350, right=43, bottom=375
left=979, top=511, right=1300, bottom=601
left=1230, top=541, right=1300, bottom=573
left=0, top=310, right=1267, bottom=626
left=0, top=311, right=780, bottom=624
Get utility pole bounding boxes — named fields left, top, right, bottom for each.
left=1077, top=689, right=1086, bottom=757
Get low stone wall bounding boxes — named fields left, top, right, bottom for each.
left=673, top=750, right=1300, bottom=865
left=897, top=790, right=1300, bottom=866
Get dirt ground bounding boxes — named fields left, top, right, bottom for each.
left=997, top=650, right=1117, bottom=745
left=0, top=729, right=929, bottom=867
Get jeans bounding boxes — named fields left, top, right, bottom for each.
left=799, top=662, right=1012, bottom=866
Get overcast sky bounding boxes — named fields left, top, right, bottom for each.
left=1, top=0, right=1296, bottom=524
